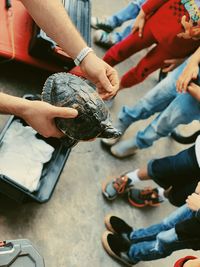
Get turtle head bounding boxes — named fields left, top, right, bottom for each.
left=99, top=121, right=121, bottom=139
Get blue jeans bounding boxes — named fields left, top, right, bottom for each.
left=128, top=204, right=194, bottom=264
left=118, top=60, right=200, bottom=149
left=107, top=0, right=145, bottom=42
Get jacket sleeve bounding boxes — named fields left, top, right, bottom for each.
left=142, top=0, right=168, bottom=15
left=174, top=256, right=197, bottom=267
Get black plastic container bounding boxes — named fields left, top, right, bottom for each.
left=0, top=239, right=45, bottom=266
left=0, top=95, right=71, bottom=203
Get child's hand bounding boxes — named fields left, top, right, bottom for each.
left=183, top=258, right=200, bottom=267
left=162, top=58, right=185, bottom=73
left=177, top=16, right=200, bottom=40
left=188, top=82, right=200, bottom=101
left=176, top=63, right=199, bottom=93
left=132, top=9, right=146, bottom=37
left=186, top=193, right=200, bottom=211
left=177, top=16, right=194, bottom=39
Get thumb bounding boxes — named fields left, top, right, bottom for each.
left=53, top=107, right=78, bottom=118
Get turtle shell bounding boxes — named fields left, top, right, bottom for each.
left=41, top=73, right=120, bottom=146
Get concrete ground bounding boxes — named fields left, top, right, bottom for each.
left=0, top=0, right=200, bottom=266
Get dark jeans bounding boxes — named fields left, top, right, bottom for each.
left=148, top=145, right=200, bottom=206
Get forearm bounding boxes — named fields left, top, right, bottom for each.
left=0, top=93, right=30, bottom=117
left=20, top=0, right=87, bottom=59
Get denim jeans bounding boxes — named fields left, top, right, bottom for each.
left=128, top=204, right=194, bottom=264
left=107, top=0, right=145, bottom=42
left=118, top=60, right=200, bottom=149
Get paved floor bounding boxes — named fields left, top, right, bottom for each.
left=0, top=0, right=200, bottom=266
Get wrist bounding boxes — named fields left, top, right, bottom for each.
left=139, top=9, right=146, bottom=18
left=80, top=51, right=96, bottom=68
left=74, top=47, right=93, bottom=66
left=0, top=93, right=30, bottom=118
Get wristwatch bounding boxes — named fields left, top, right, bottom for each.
left=74, top=47, right=93, bottom=66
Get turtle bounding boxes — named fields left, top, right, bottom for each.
left=41, top=73, right=121, bottom=147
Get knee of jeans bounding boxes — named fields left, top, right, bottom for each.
left=152, top=118, right=172, bottom=137
left=156, top=231, right=172, bottom=248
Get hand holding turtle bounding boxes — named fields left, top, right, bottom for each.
left=42, top=73, right=121, bottom=147
left=80, top=53, right=119, bottom=100
left=21, top=100, right=78, bottom=138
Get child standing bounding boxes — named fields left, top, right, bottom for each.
left=103, top=0, right=200, bottom=89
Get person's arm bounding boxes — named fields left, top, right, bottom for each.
left=0, top=93, right=78, bottom=138
left=20, top=0, right=119, bottom=99
left=176, top=47, right=200, bottom=92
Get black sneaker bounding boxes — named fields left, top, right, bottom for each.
left=104, top=214, right=133, bottom=242
left=128, top=187, right=163, bottom=208
left=102, top=231, right=134, bottom=267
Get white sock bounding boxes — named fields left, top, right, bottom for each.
left=157, top=187, right=167, bottom=201
left=126, top=169, right=140, bottom=185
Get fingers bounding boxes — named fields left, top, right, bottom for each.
left=188, top=82, right=200, bottom=99
left=132, top=26, right=137, bottom=34
left=138, top=27, right=143, bottom=37
left=53, top=107, right=78, bottom=118
left=162, top=65, right=174, bottom=73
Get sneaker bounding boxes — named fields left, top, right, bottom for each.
left=128, top=187, right=163, bottom=208
left=102, top=231, right=133, bottom=267
left=101, top=136, right=121, bottom=147
left=102, top=174, right=133, bottom=200
left=111, top=139, right=138, bottom=158
left=91, top=17, right=114, bottom=32
left=93, top=30, right=116, bottom=48
left=104, top=214, right=133, bottom=242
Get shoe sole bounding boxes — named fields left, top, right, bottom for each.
left=110, top=147, right=138, bottom=159
left=101, top=138, right=120, bottom=147
left=128, top=196, right=160, bottom=208
left=104, top=214, right=116, bottom=233
left=102, top=231, right=133, bottom=267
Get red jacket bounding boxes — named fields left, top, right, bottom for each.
left=141, top=0, right=200, bottom=57
left=174, top=256, right=197, bottom=267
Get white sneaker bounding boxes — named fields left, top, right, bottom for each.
left=111, top=139, right=138, bottom=158
left=101, top=136, right=121, bottom=146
